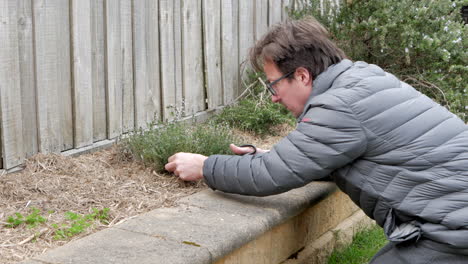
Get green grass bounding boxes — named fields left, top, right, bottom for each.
left=327, top=225, right=388, bottom=264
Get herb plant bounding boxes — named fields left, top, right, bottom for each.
left=122, top=121, right=240, bottom=172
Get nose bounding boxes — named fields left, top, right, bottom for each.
left=271, top=94, right=280, bottom=103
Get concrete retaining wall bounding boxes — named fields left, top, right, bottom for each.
left=21, top=182, right=375, bottom=264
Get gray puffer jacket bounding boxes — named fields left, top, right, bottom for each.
left=203, top=60, right=468, bottom=251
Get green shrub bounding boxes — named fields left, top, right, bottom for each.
left=291, top=0, right=467, bottom=121
left=121, top=121, right=240, bottom=172
left=214, top=72, right=296, bottom=135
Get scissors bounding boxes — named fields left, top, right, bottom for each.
left=238, top=144, right=257, bottom=155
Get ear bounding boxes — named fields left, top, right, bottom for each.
left=295, top=67, right=312, bottom=87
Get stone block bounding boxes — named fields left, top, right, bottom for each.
left=217, top=214, right=309, bottom=264
left=332, top=210, right=375, bottom=249
left=179, top=182, right=337, bottom=229
left=116, top=203, right=269, bottom=262
left=32, top=227, right=211, bottom=264
left=301, top=191, right=358, bottom=242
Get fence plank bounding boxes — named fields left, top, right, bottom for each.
left=133, top=0, right=161, bottom=129
left=91, top=0, right=107, bottom=141
left=174, top=0, right=184, bottom=117
left=105, top=0, right=123, bottom=138
left=239, top=1, right=255, bottom=86
left=221, top=0, right=239, bottom=104
left=159, top=0, right=177, bottom=120
left=17, top=0, right=37, bottom=157
left=255, top=0, right=269, bottom=41
left=239, top=1, right=255, bottom=64
left=0, top=0, right=24, bottom=168
left=71, top=0, right=93, bottom=148
left=182, top=0, right=205, bottom=115
left=268, top=0, right=282, bottom=26
left=282, top=0, right=291, bottom=20
left=34, top=0, right=73, bottom=152
left=203, top=0, right=223, bottom=109
left=121, top=0, right=134, bottom=133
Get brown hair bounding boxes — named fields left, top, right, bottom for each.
left=250, top=17, right=347, bottom=79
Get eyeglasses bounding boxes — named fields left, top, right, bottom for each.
left=262, top=71, right=295, bottom=96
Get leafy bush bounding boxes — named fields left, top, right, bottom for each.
left=214, top=72, right=296, bottom=135
left=291, top=0, right=467, bottom=121
left=121, top=121, right=240, bottom=172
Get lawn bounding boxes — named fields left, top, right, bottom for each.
left=328, top=225, right=388, bottom=264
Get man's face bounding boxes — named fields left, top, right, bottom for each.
left=263, top=60, right=312, bottom=117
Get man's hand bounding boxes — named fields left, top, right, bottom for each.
left=165, top=153, right=208, bottom=181
left=229, top=144, right=268, bottom=155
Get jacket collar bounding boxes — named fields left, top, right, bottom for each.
left=297, top=59, right=354, bottom=121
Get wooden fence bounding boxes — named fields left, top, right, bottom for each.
left=0, top=0, right=297, bottom=170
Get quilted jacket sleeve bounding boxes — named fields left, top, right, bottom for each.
left=203, top=94, right=368, bottom=196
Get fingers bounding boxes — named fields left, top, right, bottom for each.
left=164, top=161, right=176, bottom=172
left=165, top=153, right=181, bottom=172
left=230, top=144, right=254, bottom=155
left=167, top=153, right=177, bottom=162
left=164, top=153, right=207, bottom=182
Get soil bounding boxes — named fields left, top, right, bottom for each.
left=0, top=124, right=292, bottom=263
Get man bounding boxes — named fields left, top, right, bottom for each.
left=165, top=17, right=468, bottom=263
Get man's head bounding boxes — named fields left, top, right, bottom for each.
left=250, top=17, right=346, bottom=117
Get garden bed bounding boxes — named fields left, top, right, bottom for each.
left=0, top=125, right=291, bottom=264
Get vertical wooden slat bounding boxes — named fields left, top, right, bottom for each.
left=159, top=0, right=177, bottom=121
left=121, top=0, right=134, bottom=133
left=255, top=0, right=268, bottom=41
left=239, top=1, right=255, bottom=67
left=133, top=0, right=161, bottom=129
left=268, top=0, right=283, bottom=26
left=238, top=1, right=255, bottom=59
left=17, top=0, right=38, bottom=157
left=57, top=0, right=73, bottom=151
left=91, top=0, right=107, bottom=141
left=173, top=0, right=184, bottom=117
left=71, top=0, right=93, bottom=148
left=320, top=0, right=324, bottom=16
left=203, top=0, right=222, bottom=109
left=105, top=0, right=123, bottom=138
left=34, top=0, right=73, bottom=153
left=104, top=0, right=134, bottom=137
left=282, top=0, right=291, bottom=20
left=181, top=0, right=204, bottom=115
left=0, top=0, right=24, bottom=168
left=221, top=0, right=239, bottom=104
left=133, top=0, right=161, bottom=128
